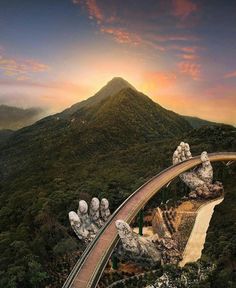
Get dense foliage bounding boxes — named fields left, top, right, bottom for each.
left=0, top=87, right=235, bottom=287
left=0, top=129, right=13, bottom=144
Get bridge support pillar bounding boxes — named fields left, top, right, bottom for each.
left=111, top=254, right=118, bottom=270
left=138, top=209, right=144, bottom=236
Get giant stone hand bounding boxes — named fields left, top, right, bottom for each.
left=115, top=220, right=180, bottom=265
left=115, top=143, right=224, bottom=266
left=172, top=142, right=223, bottom=199
left=69, top=197, right=111, bottom=243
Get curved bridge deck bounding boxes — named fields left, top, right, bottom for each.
left=63, top=152, right=236, bottom=288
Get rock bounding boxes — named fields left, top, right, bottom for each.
left=89, top=197, right=104, bottom=228
left=172, top=142, right=223, bottom=199
left=116, top=220, right=162, bottom=262
left=69, top=197, right=112, bottom=243
left=100, top=198, right=111, bottom=222
left=115, top=220, right=180, bottom=265
left=68, top=211, right=91, bottom=243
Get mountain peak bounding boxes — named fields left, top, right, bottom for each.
left=106, top=77, right=136, bottom=90
left=95, top=77, right=136, bottom=98
left=62, top=77, right=137, bottom=115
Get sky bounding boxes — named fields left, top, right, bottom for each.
left=0, top=0, right=236, bottom=125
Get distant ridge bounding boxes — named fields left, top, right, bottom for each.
left=0, top=105, right=44, bottom=130
left=183, top=115, right=221, bottom=129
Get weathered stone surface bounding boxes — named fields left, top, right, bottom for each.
left=146, top=262, right=215, bottom=288
left=100, top=198, right=111, bottom=222
left=115, top=220, right=142, bottom=255
left=69, top=198, right=111, bottom=242
left=89, top=197, right=104, bottom=228
left=68, top=211, right=92, bottom=243
left=152, top=208, right=172, bottom=238
left=156, top=237, right=181, bottom=265
left=172, top=142, right=223, bottom=199
left=115, top=220, right=179, bottom=265
left=77, top=200, right=98, bottom=235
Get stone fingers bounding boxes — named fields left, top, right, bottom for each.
left=69, top=197, right=111, bottom=243
left=172, top=141, right=192, bottom=165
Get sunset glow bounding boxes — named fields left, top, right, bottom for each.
left=1, top=0, right=236, bottom=125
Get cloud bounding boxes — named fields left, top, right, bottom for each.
left=224, top=70, right=236, bottom=79
left=177, top=61, right=201, bottom=80
left=172, top=0, right=198, bottom=19
left=100, top=27, right=166, bottom=51
left=85, top=0, right=104, bottom=22
left=168, top=45, right=201, bottom=62
left=100, top=27, right=142, bottom=45
left=148, top=34, right=199, bottom=42
left=73, top=0, right=116, bottom=24
left=0, top=53, right=49, bottom=80
left=180, top=54, right=198, bottom=60
left=178, top=46, right=198, bottom=53
left=72, top=0, right=200, bottom=51
left=170, top=45, right=200, bottom=54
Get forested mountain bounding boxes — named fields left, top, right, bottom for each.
left=0, top=78, right=235, bottom=287
left=0, top=81, right=191, bottom=183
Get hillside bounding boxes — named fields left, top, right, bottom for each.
left=0, top=129, right=13, bottom=144
left=0, top=105, right=44, bottom=130
left=0, top=78, right=235, bottom=287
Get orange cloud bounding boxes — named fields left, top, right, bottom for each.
left=149, top=34, right=199, bottom=43
left=172, top=0, right=198, bottom=19
left=180, top=53, right=198, bottom=60
left=179, top=46, right=198, bottom=53
left=169, top=45, right=200, bottom=53
left=100, top=27, right=166, bottom=51
left=224, top=70, right=236, bottom=79
left=170, top=45, right=200, bottom=61
left=72, top=0, right=200, bottom=58
left=100, top=27, right=142, bottom=45
left=73, top=0, right=116, bottom=24
left=85, top=0, right=103, bottom=23
left=177, top=61, right=201, bottom=80
left=0, top=53, right=49, bottom=79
